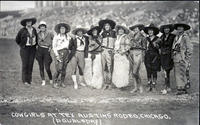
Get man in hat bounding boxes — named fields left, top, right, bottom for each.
left=143, top=23, right=161, bottom=92
left=128, top=24, right=146, bottom=93
left=36, top=21, right=54, bottom=86
left=172, top=23, right=193, bottom=95
left=70, top=26, right=89, bottom=89
left=52, top=23, right=74, bottom=88
left=159, top=24, right=176, bottom=94
left=98, top=19, right=117, bottom=89
left=16, top=17, right=38, bottom=85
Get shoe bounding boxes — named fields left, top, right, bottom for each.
left=74, top=83, right=78, bottom=89
left=24, top=82, right=30, bottom=86
left=80, top=82, right=86, bottom=87
left=130, top=88, right=138, bottom=93
left=146, top=81, right=152, bottom=92
left=42, top=80, right=46, bottom=86
left=72, top=75, right=78, bottom=89
left=161, top=89, right=167, bottom=95
left=49, top=80, right=53, bottom=85
left=61, top=83, right=66, bottom=88
left=53, top=83, right=59, bottom=89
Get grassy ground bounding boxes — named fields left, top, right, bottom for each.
left=0, top=38, right=199, bottom=125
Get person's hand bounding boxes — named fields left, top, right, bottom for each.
left=48, top=47, right=52, bottom=52
left=56, top=55, right=61, bottom=62
left=91, top=54, right=96, bottom=60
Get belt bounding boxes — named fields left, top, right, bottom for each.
left=39, top=45, right=49, bottom=49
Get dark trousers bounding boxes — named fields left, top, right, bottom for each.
left=20, top=46, right=36, bottom=83
left=146, top=68, right=157, bottom=80
left=36, top=46, right=52, bottom=80
left=53, top=49, right=69, bottom=84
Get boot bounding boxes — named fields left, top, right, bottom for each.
left=146, top=81, right=152, bottom=92
left=79, top=75, right=86, bottom=87
left=72, top=75, right=78, bottom=89
left=151, top=82, right=156, bottom=93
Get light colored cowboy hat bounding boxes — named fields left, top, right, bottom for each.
left=115, top=23, right=130, bottom=34
left=98, top=18, right=116, bottom=29
left=87, top=25, right=102, bottom=36
left=174, top=23, right=190, bottom=31
left=129, top=24, right=144, bottom=31
left=72, top=25, right=87, bottom=35
left=38, top=21, right=47, bottom=28
left=54, top=23, right=71, bottom=34
left=143, top=23, right=160, bottom=35
left=20, top=17, right=37, bottom=26
left=159, top=24, right=174, bottom=33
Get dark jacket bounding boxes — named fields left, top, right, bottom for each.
left=159, top=33, right=176, bottom=70
left=16, top=27, right=38, bottom=48
left=69, top=35, right=89, bottom=58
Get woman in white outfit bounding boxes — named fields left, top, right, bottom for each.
left=84, top=26, right=104, bottom=89
left=112, top=24, right=131, bottom=88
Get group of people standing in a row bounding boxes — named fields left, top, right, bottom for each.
left=16, top=17, right=193, bottom=95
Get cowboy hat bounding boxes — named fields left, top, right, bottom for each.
left=129, top=24, right=144, bottom=31
left=159, top=24, right=174, bottom=33
left=54, top=23, right=71, bottom=34
left=38, top=21, right=47, bottom=28
left=174, top=23, right=190, bottom=31
left=98, top=19, right=116, bottom=29
left=72, top=26, right=87, bottom=35
left=115, top=24, right=130, bottom=34
left=87, top=25, right=102, bottom=36
left=144, top=23, right=160, bottom=35
left=20, top=17, right=37, bottom=26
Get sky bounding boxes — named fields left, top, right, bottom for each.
left=0, top=1, right=35, bottom=11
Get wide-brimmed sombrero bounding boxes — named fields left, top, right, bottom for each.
left=159, top=24, right=174, bottom=33
left=129, top=24, right=144, bottom=31
left=174, top=23, right=191, bottom=31
left=87, top=25, right=102, bottom=36
left=98, top=19, right=116, bottom=29
left=38, top=21, right=47, bottom=28
left=143, top=23, right=160, bottom=35
left=54, top=23, right=71, bottom=34
left=115, top=24, right=130, bottom=34
left=72, top=27, right=87, bottom=35
left=20, top=17, right=37, bottom=26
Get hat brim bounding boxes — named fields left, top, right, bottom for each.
left=38, top=24, right=47, bottom=28
left=144, top=26, right=160, bottom=35
left=129, top=24, right=144, bottom=31
left=115, top=25, right=130, bottom=34
left=54, top=23, right=71, bottom=34
left=174, top=23, right=190, bottom=31
left=87, top=26, right=102, bottom=36
left=72, top=28, right=87, bottom=35
left=20, top=18, right=37, bottom=26
left=98, top=19, right=116, bottom=29
left=160, top=24, right=174, bottom=33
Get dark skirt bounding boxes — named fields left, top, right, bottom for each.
left=160, top=53, right=174, bottom=70
left=144, top=51, right=161, bottom=72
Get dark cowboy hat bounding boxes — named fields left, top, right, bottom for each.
left=144, top=23, right=160, bottom=35
left=54, top=23, right=71, bottom=34
left=98, top=19, right=116, bottom=29
left=115, top=24, right=130, bottom=34
left=159, top=24, right=174, bottom=33
left=20, top=17, right=37, bottom=26
left=129, top=24, right=144, bottom=31
left=87, top=25, right=102, bottom=36
left=174, top=23, right=191, bottom=31
left=72, top=27, right=87, bottom=35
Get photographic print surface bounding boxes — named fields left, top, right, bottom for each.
left=0, top=1, right=199, bottom=125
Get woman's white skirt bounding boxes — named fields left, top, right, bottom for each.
left=112, top=53, right=130, bottom=88
left=84, top=53, right=103, bottom=89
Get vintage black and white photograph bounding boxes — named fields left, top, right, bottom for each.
left=0, top=1, right=199, bottom=125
